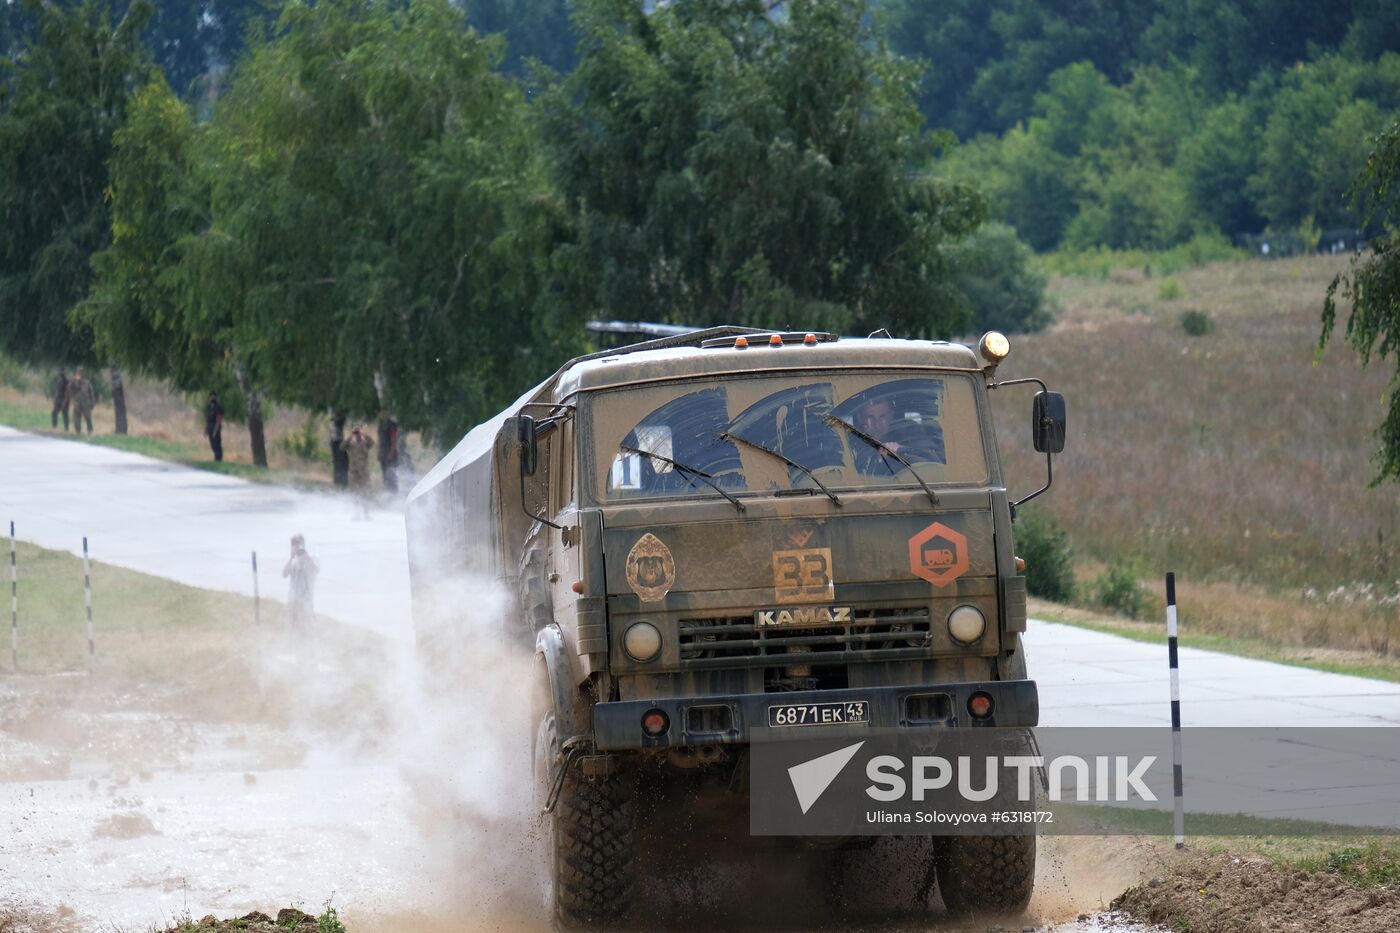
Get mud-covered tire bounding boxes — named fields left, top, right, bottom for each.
left=828, top=836, right=937, bottom=918
left=934, top=833, right=1035, bottom=918
left=535, top=711, right=635, bottom=927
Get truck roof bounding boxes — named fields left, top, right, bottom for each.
left=410, top=328, right=981, bottom=504
left=555, top=333, right=981, bottom=398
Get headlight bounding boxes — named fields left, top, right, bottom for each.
left=978, top=331, right=1010, bottom=363
left=624, top=621, right=662, bottom=662
left=947, top=605, right=986, bottom=645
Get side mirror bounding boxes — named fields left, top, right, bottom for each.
left=518, top=415, right=539, bottom=476
left=1032, top=391, right=1066, bottom=454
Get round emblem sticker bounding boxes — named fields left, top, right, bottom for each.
left=626, top=533, right=676, bottom=602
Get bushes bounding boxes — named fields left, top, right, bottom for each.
left=1093, top=560, right=1148, bottom=619
left=1015, top=507, right=1075, bottom=602
left=948, top=223, right=1054, bottom=335
left=1180, top=309, right=1214, bottom=336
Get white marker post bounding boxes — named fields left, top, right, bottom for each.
left=1166, top=571, right=1184, bottom=849
left=83, top=536, right=95, bottom=665
left=9, top=521, right=16, bottom=671
left=251, top=551, right=260, bottom=628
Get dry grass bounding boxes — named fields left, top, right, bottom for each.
left=994, top=254, right=1400, bottom=592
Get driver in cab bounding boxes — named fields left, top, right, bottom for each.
left=852, top=396, right=905, bottom=474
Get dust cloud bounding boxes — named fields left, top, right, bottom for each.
left=0, top=486, right=1156, bottom=932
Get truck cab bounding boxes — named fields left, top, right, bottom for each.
left=406, top=326, right=1066, bottom=925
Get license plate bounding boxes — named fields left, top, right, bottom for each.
left=768, top=700, right=870, bottom=728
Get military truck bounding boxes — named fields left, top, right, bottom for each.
left=406, top=326, right=1066, bottom=925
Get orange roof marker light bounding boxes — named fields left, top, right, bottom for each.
left=734, top=336, right=749, bottom=348
left=803, top=333, right=817, bottom=345
left=768, top=334, right=783, bottom=346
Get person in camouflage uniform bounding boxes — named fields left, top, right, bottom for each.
left=68, top=367, right=96, bottom=434
left=340, top=423, right=375, bottom=519
left=51, top=369, right=70, bottom=430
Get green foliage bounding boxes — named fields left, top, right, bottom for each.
left=317, top=903, right=347, bottom=933
left=275, top=414, right=324, bottom=463
left=0, top=0, right=154, bottom=363
left=466, top=0, right=575, bottom=77
left=1015, top=507, right=1075, bottom=603
left=921, top=6, right=1400, bottom=253
left=1323, top=844, right=1400, bottom=888
left=0, top=350, right=31, bottom=392
left=79, top=74, right=224, bottom=393
left=115, top=0, right=581, bottom=443
left=1093, top=560, right=1147, bottom=619
left=1042, top=232, right=1242, bottom=279
left=1321, top=121, right=1400, bottom=484
left=947, top=223, right=1052, bottom=334
left=1156, top=277, right=1183, bottom=301
left=1180, top=309, right=1214, bottom=337
left=540, top=0, right=984, bottom=338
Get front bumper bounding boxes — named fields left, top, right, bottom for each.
left=592, top=679, right=1038, bottom=751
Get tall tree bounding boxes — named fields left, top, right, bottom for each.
left=1321, top=122, right=1400, bottom=483
left=465, top=0, right=576, bottom=78
left=79, top=75, right=254, bottom=452
left=0, top=0, right=152, bottom=380
left=176, top=0, right=573, bottom=444
left=540, top=0, right=984, bottom=338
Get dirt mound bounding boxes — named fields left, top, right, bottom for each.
left=156, top=908, right=332, bottom=932
left=1112, top=853, right=1400, bottom=933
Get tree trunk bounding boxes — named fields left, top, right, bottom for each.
left=109, top=364, right=128, bottom=435
left=376, top=418, right=395, bottom=492
left=234, top=363, right=268, bottom=468
left=330, top=409, right=349, bottom=486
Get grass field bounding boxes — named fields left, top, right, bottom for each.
left=4, top=538, right=285, bottom=678
left=994, top=253, right=1400, bottom=663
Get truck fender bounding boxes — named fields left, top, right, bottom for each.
left=536, top=623, right=589, bottom=741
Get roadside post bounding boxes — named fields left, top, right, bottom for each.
left=1166, top=571, right=1184, bottom=849
left=83, top=536, right=94, bottom=665
left=9, top=521, right=16, bottom=671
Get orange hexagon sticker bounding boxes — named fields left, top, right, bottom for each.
left=908, top=521, right=968, bottom=587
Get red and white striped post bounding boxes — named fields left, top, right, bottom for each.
left=1166, top=571, right=1184, bottom=849
left=83, top=536, right=95, bottom=664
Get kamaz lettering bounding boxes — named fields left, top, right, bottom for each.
left=755, top=605, right=854, bottom=626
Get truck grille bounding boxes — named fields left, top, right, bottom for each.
left=677, top=608, right=931, bottom=669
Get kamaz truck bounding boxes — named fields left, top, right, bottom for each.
left=406, top=326, right=1067, bottom=925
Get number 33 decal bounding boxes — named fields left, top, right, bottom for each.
left=772, top=547, right=835, bottom=604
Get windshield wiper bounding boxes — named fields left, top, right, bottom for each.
left=619, top=445, right=746, bottom=513
left=720, top=432, right=842, bottom=506
left=824, top=414, right=939, bottom=507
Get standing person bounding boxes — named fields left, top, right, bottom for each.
left=68, top=367, right=95, bottom=434
left=340, top=423, right=375, bottom=519
left=204, top=391, right=224, bottom=462
left=282, top=534, right=319, bottom=651
left=50, top=369, right=69, bottom=430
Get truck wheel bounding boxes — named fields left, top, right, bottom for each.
left=933, top=833, right=1035, bottom=918
left=829, top=837, right=937, bottom=918
left=534, top=710, right=635, bottom=927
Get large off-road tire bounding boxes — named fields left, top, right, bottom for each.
left=933, top=833, right=1035, bottom=918
left=534, top=710, right=636, bottom=927
left=828, top=836, right=937, bottom=919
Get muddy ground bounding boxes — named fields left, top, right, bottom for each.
left=1113, top=853, right=1400, bottom=933
left=0, top=613, right=1391, bottom=932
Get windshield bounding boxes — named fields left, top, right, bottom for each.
left=589, top=372, right=987, bottom=502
